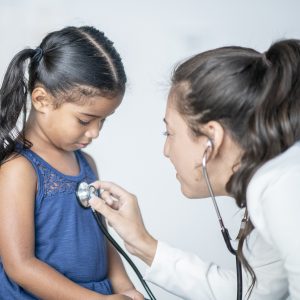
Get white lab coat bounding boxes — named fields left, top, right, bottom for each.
left=144, top=142, right=300, bottom=299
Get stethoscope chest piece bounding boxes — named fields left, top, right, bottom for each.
left=76, top=181, right=99, bottom=208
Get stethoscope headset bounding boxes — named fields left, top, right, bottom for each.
left=76, top=139, right=244, bottom=300
left=202, top=139, right=243, bottom=300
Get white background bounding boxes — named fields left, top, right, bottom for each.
left=1, top=1, right=300, bottom=299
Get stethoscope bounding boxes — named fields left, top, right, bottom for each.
left=202, top=140, right=243, bottom=300
left=76, top=182, right=155, bottom=300
left=76, top=141, right=244, bottom=300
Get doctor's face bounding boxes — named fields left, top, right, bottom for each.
left=163, top=93, right=209, bottom=199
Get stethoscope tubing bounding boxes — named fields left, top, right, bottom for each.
left=202, top=147, right=243, bottom=300
left=92, top=209, right=155, bottom=300
left=236, top=255, right=243, bottom=300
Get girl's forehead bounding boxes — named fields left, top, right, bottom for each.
left=63, top=95, right=122, bottom=116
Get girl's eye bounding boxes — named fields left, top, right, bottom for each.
left=78, top=119, right=91, bottom=126
left=78, top=118, right=106, bottom=126
left=163, top=131, right=170, bottom=136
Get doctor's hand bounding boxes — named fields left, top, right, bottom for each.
left=106, top=294, right=134, bottom=300
left=121, top=288, right=144, bottom=300
left=106, top=295, right=132, bottom=299
left=89, top=181, right=157, bottom=266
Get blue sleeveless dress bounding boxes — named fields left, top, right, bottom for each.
left=0, top=148, right=112, bottom=299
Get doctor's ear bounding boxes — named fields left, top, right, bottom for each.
left=31, top=87, right=54, bottom=113
left=200, top=121, right=225, bottom=158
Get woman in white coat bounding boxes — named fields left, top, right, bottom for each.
left=89, top=39, right=300, bottom=299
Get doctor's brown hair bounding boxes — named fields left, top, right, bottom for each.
left=171, top=39, right=300, bottom=296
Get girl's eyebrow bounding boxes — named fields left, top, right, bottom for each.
left=79, top=111, right=116, bottom=118
left=163, top=118, right=168, bottom=124
left=79, top=112, right=103, bottom=118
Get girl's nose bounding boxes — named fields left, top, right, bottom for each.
left=85, top=124, right=100, bottom=139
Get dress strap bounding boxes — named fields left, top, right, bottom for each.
left=75, top=150, right=98, bottom=182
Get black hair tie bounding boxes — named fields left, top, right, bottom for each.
left=32, top=47, right=43, bottom=63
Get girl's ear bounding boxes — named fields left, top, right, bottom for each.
left=31, top=87, right=53, bottom=113
left=200, top=121, right=225, bottom=159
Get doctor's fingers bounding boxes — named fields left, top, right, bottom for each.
left=91, top=181, right=134, bottom=201
left=89, top=196, right=119, bottom=224
left=100, top=190, right=120, bottom=209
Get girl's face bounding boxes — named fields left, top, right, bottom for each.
left=163, top=90, right=238, bottom=199
left=35, top=94, right=122, bottom=152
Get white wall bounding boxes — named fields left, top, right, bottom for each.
left=1, top=1, right=300, bottom=299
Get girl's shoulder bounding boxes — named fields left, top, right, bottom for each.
left=0, top=153, right=37, bottom=197
left=0, top=153, right=37, bottom=180
left=80, top=151, right=98, bottom=177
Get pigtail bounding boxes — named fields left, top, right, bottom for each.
left=0, top=48, right=35, bottom=164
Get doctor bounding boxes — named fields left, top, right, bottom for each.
left=89, top=39, right=300, bottom=299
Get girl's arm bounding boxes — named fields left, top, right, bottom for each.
left=0, top=155, right=129, bottom=300
left=83, top=153, right=143, bottom=299
left=107, top=240, right=140, bottom=295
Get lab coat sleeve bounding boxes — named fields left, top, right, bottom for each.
left=144, top=241, right=238, bottom=300
left=260, top=169, right=300, bottom=299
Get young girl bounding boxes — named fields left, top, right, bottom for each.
left=0, top=26, right=143, bottom=300
left=88, top=39, right=300, bottom=299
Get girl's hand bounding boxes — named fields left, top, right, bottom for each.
left=122, top=288, right=144, bottom=300
left=89, top=181, right=157, bottom=266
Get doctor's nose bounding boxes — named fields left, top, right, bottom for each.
left=163, top=139, right=170, bottom=158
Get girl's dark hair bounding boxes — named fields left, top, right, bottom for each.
left=0, top=26, right=126, bottom=163
left=171, top=39, right=300, bottom=295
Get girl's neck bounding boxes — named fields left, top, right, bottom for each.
left=25, top=112, right=62, bottom=155
left=24, top=113, right=80, bottom=176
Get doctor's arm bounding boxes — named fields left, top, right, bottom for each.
left=89, top=181, right=241, bottom=300
left=259, top=170, right=300, bottom=299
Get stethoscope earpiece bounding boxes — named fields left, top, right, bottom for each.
left=202, top=139, right=213, bottom=168
left=206, top=139, right=213, bottom=149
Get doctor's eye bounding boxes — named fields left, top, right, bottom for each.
left=163, top=131, right=170, bottom=137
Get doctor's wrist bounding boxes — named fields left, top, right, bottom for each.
left=128, top=232, right=157, bottom=266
